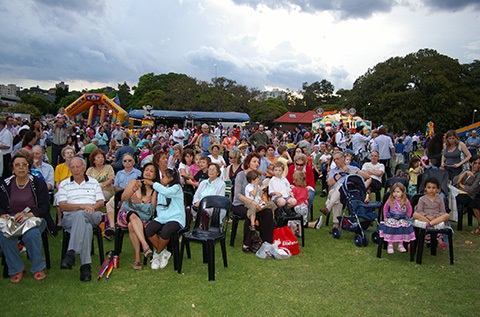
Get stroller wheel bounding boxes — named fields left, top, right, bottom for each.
left=371, top=232, right=380, bottom=244
left=362, top=235, right=369, bottom=246
left=332, top=228, right=341, bottom=239
left=354, top=234, right=363, bottom=247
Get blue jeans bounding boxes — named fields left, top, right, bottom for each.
left=307, top=189, right=316, bottom=215
left=0, top=220, right=46, bottom=276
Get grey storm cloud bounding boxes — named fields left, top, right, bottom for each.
left=232, top=0, right=480, bottom=18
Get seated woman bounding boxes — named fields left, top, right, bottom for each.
left=454, top=155, right=480, bottom=234
left=86, top=148, right=115, bottom=202
left=117, top=163, right=158, bottom=269
left=0, top=150, right=55, bottom=283
left=143, top=168, right=185, bottom=270
left=192, top=163, right=226, bottom=215
left=232, top=153, right=275, bottom=253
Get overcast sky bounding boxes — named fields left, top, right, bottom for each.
left=0, top=0, right=479, bottom=93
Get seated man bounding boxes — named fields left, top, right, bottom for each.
left=319, top=151, right=370, bottom=233
left=57, top=157, right=105, bottom=282
left=361, top=150, right=385, bottom=197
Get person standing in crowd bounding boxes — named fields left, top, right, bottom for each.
left=171, top=123, right=184, bottom=145
left=0, top=118, right=13, bottom=179
left=46, top=117, right=72, bottom=168
left=195, top=124, right=216, bottom=156
left=249, top=124, right=270, bottom=147
left=111, top=121, right=124, bottom=142
left=402, top=131, right=413, bottom=163
left=372, top=126, right=395, bottom=178
left=465, top=130, right=480, bottom=157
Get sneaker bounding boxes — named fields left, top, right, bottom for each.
left=159, top=251, right=171, bottom=269
left=414, top=220, right=427, bottom=229
left=387, top=244, right=394, bottom=254
left=398, top=244, right=407, bottom=253
left=151, top=254, right=161, bottom=270
left=434, top=222, right=446, bottom=230
left=315, top=216, right=324, bottom=229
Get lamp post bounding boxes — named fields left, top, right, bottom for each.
left=473, top=109, right=477, bottom=124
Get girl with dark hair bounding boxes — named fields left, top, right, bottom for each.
left=21, top=130, right=37, bottom=151
left=143, top=167, right=185, bottom=270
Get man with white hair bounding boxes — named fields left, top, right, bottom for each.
left=195, top=124, right=216, bottom=156
left=58, top=157, right=104, bottom=282
left=32, top=145, right=54, bottom=191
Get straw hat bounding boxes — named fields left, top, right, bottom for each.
left=237, top=143, right=249, bottom=150
left=208, top=143, right=223, bottom=153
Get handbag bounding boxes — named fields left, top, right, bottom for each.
left=0, top=216, right=42, bottom=239
left=273, top=225, right=300, bottom=255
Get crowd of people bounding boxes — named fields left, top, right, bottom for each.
left=0, top=111, right=478, bottom=283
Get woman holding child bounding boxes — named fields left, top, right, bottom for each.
left=232, top=152, right=275, bottom=253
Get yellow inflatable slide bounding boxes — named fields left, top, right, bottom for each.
left=65, top=93, right=128, bottom=125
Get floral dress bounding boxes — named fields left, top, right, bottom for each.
left=117, top=193, right=155, bottom=228
left=378, top=199, right=416, bottom=243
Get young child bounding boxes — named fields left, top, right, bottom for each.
left=140, top=142, right=152, bottom=161
left=378, top=182, right=416, bottom=254
left=268, top=162, right=297, bottom=209
left=245, top=170, right=276, bottom=231
left=413, top=177, right=450, bottom=230
left=193, top=156, right=211, bottom=185
left=291, top=171, right=323, bottom=234
left=190, top=153, right=202, bottom=177
left=408, top=156, right=425, bottom=195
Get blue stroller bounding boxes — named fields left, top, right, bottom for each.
left=332, top=174, right=382, bottom=247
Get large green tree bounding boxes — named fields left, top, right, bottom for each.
left=349, top=49, right=479, bottom=132
left=20, top=94, right=55, bottom=114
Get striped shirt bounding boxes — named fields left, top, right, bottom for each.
left=56, top=176, right=104, bottom=207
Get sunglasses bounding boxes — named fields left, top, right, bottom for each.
left=123, top=159, right=133, bottom=163
left=295, top=163, right=305, bottom=167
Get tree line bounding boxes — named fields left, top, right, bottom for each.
left=8, top=48, right=480, bottom=133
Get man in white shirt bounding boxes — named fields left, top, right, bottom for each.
left=0, top=118, right=13, bottom=178
left=171, top=123, right=184, bottom=145
left=58, top=157, right=104, bottom=282
left=361, top=151, right=385, bottom=195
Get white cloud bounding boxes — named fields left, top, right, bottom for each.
left=0, top=0, right=479, bottom=93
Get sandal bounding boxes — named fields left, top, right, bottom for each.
left=470, top=226, right=480, bottom=235
left=143, top=248, right=153, bottom=258
left=34, top=270, right=46, bottom=281
left=242, top=245, right=251, bottom=253
left=133, top=262, right=143, bottom=270
left=10, top=270, right=26, bottom=283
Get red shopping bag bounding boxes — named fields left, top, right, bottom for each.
left=273, top=226, right=300, bottom=255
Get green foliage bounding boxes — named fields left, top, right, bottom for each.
left=117, top=82, right=131, bottom=108
left=20, top=94, right=55, bottom=114
left=248, top=98, right=288, bottom=124
left=5, top=103, right=42, bottom=118
left=54, top=86, right=69, bottom=105
left=349, top=49, right=480, bottom=132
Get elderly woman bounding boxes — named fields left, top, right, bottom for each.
left=86, top=149, right=115, bottom=202
left=232, top=153, right=275, bottom=252
left=0, top=150, right=55, bottom=282
left=454, top=155, right=480, bottom=234
left=117, top=163, right=158, bottom=269
left=192, top=163, right=226, bottom=209
left=442, top=129, right=471, bottom=180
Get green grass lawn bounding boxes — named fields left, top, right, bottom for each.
left=1, top=190, right=479, bottom=317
